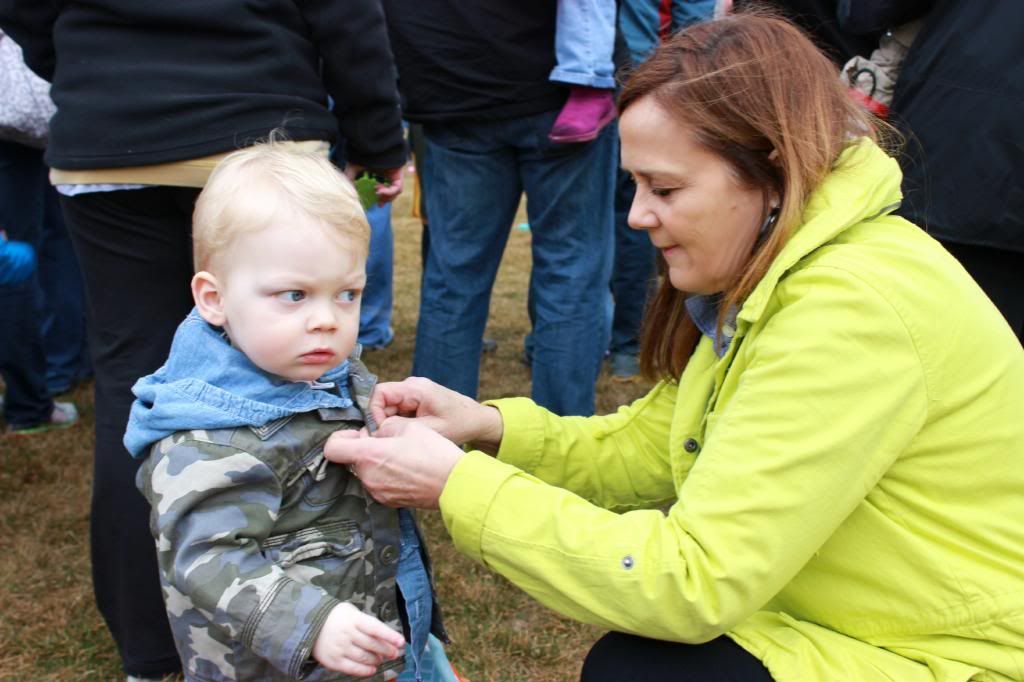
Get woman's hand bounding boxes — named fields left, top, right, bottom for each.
left=369, top=377, right=504, bottom=451
left=324, top=417, right=466, bottom=509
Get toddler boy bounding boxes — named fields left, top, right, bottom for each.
left=125, top=143, right=443, bottom=681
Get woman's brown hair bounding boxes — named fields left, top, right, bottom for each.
left=620, top=10, right=885, bottom=382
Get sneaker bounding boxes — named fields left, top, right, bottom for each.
left=608, top=352, right=640, bottom=381
left=7, top=401, right=79, bottom=436
left=549, top=87, right=617, bottom=144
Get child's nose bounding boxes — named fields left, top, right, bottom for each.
left=308, top=301, right=339, bottom=331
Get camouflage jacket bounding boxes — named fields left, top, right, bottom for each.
left=136, top=363, right=440, bottom=681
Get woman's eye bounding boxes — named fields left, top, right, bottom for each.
left=651, top=187, right=674, bottom=198
left=337, top=290, right=360, bottom=303
left=276, top=290, right=305, bottom=302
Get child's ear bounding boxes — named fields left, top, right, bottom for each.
left=191, top=271, right=227, bottom=326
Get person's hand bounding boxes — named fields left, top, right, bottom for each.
left=325, top=418, right=466, bottom=509
left=343, top=163, right=404, bottom=206
left=312, top=602, right=405, bottom=677
left=369, top=377, right=504, bottom=450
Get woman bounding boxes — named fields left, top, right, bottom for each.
left=327, top=13, right=1024, bottom=681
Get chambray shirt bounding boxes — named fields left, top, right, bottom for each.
left=685, top=294, right=738, bottom=357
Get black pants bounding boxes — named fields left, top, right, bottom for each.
left=61, top=187, right=200, bottom=677
left=942, top=240, right=1024, bottom=343
left=581, top=632, right=774, bottom=682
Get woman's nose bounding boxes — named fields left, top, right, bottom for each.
left=627, top=193, right=656, bottom=232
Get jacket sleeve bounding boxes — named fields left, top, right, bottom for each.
left=439, top=266, right=928, bottom=642
left=484, top=382, right=680, bottom=512
left=0, top=0, right=58, bottom=79
left=141, top=439, right=339, bottom=678
left=296, top=0, right=406, bottom=169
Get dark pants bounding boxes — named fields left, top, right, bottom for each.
left=609, top=165, right=656, bottom=357
left=0, top=140, right=53, bottom=427
left=581, top=632, right=774, bottom=682
left=942, top=241, right=1024, bottom=342
left=60, top=186, right=199, bottom=677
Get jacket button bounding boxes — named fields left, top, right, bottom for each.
left=379, top=601, right=396, bottom=621
left=380, top=545, right=398, bottom=565
left=683, top=438, right=700, bottom=453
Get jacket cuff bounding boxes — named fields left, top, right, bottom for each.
left=247, top=579, right=340, bottom=678
left=484, top=397, right=547, bottom=474
left=439, top=450, right=522, bottom=564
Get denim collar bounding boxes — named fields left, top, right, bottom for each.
left=124, top=308, right=355, bottom=457
left=685, top=294, right=737, bottom=358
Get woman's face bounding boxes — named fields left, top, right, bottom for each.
left=620, top=96, right=768, bottom=295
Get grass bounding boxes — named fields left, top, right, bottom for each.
left=0, top=184, right=652, bottom=681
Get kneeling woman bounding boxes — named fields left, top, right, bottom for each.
left=327, top=12, right=1024, bottom=681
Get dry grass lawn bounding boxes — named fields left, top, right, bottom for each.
left=0, top=185, right=652, bottom=681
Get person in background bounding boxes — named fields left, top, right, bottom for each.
left=326, top=13, right=1024, bottom=681
left=0, top=1, right=406, bottom=679
left=886, top=0, right=1024, bottom=341
left=608, top=0, right=716, bottom=380
left=0, top=139, right=79, bottom=435
left=382, top=0, right=617, bottom=417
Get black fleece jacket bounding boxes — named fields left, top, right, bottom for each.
left=0, top=0, right=405, bottom=171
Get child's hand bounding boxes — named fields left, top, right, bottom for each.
left=312, top=602, right=406, bottom=677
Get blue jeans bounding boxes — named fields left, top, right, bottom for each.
left=359, top=202, right=395, bottom=349
left=38, top=186, right=90, bottom=394
left=552, top=0, right=617, bottom=88
left=610, top=165, right=656, bottom=356
left=415, top=110, right=616, bottom=416
left=619, top=0, right=715, bottom=65
left=0, top=141, right=51, bottom=427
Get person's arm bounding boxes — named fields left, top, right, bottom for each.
left=484, top=381, right=680, bottom=511
left=441, top=266, right=928, bottom=642
left=0, top=0, right=58, bottom=80
left=296, top=0, right=406, bottom=171
left=138, top=439, right=390, bottom=677
left=359, top=376, right=680, bottom=511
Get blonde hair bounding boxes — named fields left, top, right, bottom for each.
left=192, top=139, right=370, bottom=271
left=619, top=10, right=894, bottom=382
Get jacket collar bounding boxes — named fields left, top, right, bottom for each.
left=123, top=308, right=362, bottom=457
left=737, top=138, right=903, bottom=326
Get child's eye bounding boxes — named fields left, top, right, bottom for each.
left=651, top=187, right=674, bottom=198
left=276, top=290, right=305, bottom=302
left=337, top=290, right=360, bottom=303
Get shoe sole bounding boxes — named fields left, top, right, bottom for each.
left=7, top=420, right=78, bottom=437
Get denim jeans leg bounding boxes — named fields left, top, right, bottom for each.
left=38, top=183, right=89, bottom=393
left=520, top=112, right=616, bottom=415
left=413, top=122, right=523, bottom=398
left=610, top=166, right=656, bottom=356
left=358, top=202, right=395, bottom=349
left=619, top=0, right=662, bottom=65
left=670, top=0, right=715, bottom=31
left=551, top=0, right=617, bottom=88
left=0, top=140, right=52, bottom=427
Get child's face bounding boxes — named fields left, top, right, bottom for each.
left=197, top=215, right=365, bottom=382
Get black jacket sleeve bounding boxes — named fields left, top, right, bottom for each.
left=296, top=0, right=406, bottom=169
left=0, top=0, right=58, bottom=80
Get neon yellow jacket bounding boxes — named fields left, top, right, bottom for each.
left=439, top=140, right=1024, bottom=680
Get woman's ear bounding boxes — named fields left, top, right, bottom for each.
left=767, top=148, right=780, bottom=165
left=191, top=271, right=226, bottom=326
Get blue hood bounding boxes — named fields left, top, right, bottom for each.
left=124, top=309, right=354, bottom=457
